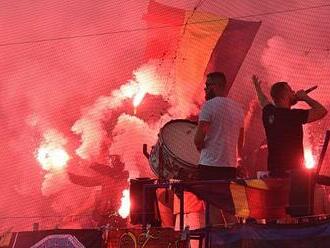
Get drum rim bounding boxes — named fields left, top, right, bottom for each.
left=159, top=119, right=200, bottom=169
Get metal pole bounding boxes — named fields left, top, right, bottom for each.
left=179, top=187, right=185, bottom=231
left=205, top=202, right=210, bottom=248
left=142, top=184, right=147, bottom=229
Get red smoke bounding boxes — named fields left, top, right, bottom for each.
left=0, top=0, right=329, bottom=232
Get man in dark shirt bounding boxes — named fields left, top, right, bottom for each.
left=252, top=75, right=327, bottom=177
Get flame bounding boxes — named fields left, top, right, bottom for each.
left=131, top=69, right=151, bottom=112
left=132, top=88, right=146, bottom=115
left=37, top=146, right=70, bottom=171
left=304, top=148, right=316, bottom=169
left=121, top=80, right=138, bottom=98
left=36, top=129, right=70, bottom=171
left=118, top=189, right=130, bottom=218
left=133, top=89, right=146, bottom=107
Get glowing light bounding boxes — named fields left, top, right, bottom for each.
left=132, top=88, right=146, bottom=115
left=120, top=80, right=138, bottom=98
left=304, top=148, right=316, bottom=169
left=118, top=189, right=130, bottom=218
left=36, top=129, right=70, bottom=171
left=37, top=146, right=70, bottom=171
left=133, top=89, right=146, bottom=107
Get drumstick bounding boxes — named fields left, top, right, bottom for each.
left=305, top=85, right=317, bottom=94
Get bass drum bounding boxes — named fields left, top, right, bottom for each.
left=149, top=119, right=200, bottom=180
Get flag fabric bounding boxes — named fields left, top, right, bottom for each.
left=210, top=221, right=330, bottom=247
left=185, top=178, right=290, bottom=219
left=143, top=1, right=261, bottom=98
left=205, top=18, right=262, bottom=95
left=0, top=229, right=14, bottom=248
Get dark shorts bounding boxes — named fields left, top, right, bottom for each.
left=198, top=165, right=237, bottom=180
left=269, top=169, right=293, bottom=178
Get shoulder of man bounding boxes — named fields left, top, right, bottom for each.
left=199, top=99, right=214, bottom=120
left=201, top=97, right=220, bottom=109
left=263, top=103, right=275, bottom=111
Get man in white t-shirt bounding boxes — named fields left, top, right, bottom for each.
left=194, top=72, right=244, bottom=180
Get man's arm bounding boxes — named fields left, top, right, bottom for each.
left=295, top=90, right=328, bottom=123
left=252, top=75, right=271, bottom=108
left=194, top=121, right=209, bottom=151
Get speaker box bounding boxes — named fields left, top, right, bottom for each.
left=286, top=170, right=314, bottom=217
left=129, top=178, right=161, bottom=226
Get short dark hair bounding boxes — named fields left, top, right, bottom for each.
left=270, top=81, right=288, bottom=102
left=206, top=72, right=226, bottom=88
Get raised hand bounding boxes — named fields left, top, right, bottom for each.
left=252, top=75, right=270, bottom=107
left=295, top=89, right=309, bottom=101
left=252, top=75, right=261, bottom=87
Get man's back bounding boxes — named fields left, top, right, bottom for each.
left=199, top=97, right=243, bottom=167
left=262, top=104, right=309, bottom=173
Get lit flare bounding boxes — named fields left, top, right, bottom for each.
left=304, top=148, right=315, bottom=169
left=37, top=146, right=70, bottom=171
left=118, top=189, right=130, bottom=218
left=132, top=88, right=146, bottom=115
left=36, top=129, right=70, bottom=171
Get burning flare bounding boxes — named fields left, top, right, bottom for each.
left=37, top=147, right=69, bottom=171
left=131, top=69, right=154, bottom=114
left=132, top=88, right=146, bottom=115
left=133, top=88, right=146, bottom=108
left=36, top=129, right=70, bottom=171
left=118, top=189, right=130, bottom=218
left=304, top=148, right=316, bottom=169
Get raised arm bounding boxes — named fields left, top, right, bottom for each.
left=252, top=75, right=271, bottom=108
left=295, top=90, right=328, bottom=123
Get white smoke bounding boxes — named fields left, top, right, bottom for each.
left=109, top=114, right=158, bottom=178
left=72, top=59, right=201, bottom=176
left=3, top=0, right=330, bottom=232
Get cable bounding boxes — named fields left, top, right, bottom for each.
left=0, top=3, right=329, bottom=47
left=181, top=0, right=207, bottom=35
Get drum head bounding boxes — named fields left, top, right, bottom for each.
left=160, top=119, right=200, bottom=167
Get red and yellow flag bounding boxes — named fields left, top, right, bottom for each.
left=144, top=1, right=261, bottom=98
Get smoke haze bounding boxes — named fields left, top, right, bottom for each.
left=0, top=0, right=329, bottom=231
